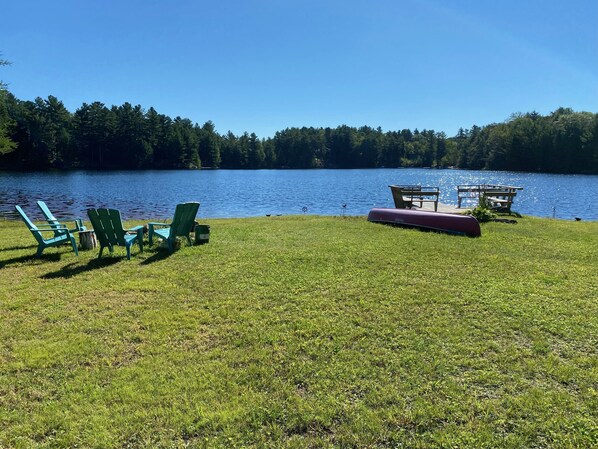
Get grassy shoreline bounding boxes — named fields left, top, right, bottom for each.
left=1, top=215, right=597, bottom=448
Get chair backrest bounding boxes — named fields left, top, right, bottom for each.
left=168, top=202, right=200, bottom=238
left=37, top=200, right=58, bottom=224
left=37, top=200, right=67, bottom=235
left=388, top=186, right=408, bottom=209
left=87, top=208, right=127, bottom=247
left=15, top=205, right=44, bottom=244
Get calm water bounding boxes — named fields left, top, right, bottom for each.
left=1, top=169, right=597, bottom=221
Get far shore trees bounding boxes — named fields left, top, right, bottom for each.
left=0, top=55, right=16, bottom=155
left=1, top=87, right=597, bottom=174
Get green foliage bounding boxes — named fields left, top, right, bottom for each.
left=1, top=86, right=597, bottom=173
left=0, top=53, right=9, bottom=90
left=469, top=195, right=498, bottom=223
left=0, top=90, right=16, bottom=155
left=447, top=109, right=598, bottom=173
left=1, top=216, right=597, bottom=447
left=0, top=55, right=16, bottom=155
left=197, top=120, right=221, bottom=168
left=0, top=90, right=452, bottom=170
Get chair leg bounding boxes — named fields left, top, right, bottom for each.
left=70, top=236, right=79, bottom=256
left=126, top=244, right=132, bottom=260
left=36, top=245, right=44, bottom=258
left=98, top=246, right=105, bottom=259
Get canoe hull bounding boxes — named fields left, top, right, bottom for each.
left=368, top=208, right=481, bottom=237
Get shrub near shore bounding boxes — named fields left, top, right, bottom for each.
left=0, top=215, right=597, bottom=448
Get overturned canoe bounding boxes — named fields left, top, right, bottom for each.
left=367, top=208, right=481, bottom=237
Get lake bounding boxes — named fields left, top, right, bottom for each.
left=1, top=169, right=597, bottom=221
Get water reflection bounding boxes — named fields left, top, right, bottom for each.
left=1, top=169, right=597, bottom=221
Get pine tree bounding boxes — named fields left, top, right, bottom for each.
left=0, top=55, right=16, bottom=155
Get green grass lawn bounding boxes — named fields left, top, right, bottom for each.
left=1, top=215, right=597, bottom=448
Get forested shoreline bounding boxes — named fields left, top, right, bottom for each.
left=1, top=91, right=597, bottom=173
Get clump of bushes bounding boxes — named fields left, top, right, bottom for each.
left=468, top=196, right=497, bottom=223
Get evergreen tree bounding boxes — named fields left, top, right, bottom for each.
left=111, top=103, right=152, bottom=168
left=73, top=102, right=114, bottom=168
left=0, top=90, right=16, bottom=155
left=198, top=121, right=221, bottom=168
left=262, top=138, right=277, bottom=168
left=0, top=55, right=16, bottom=156
left=171, top=117, right=200, bottom=169
left=247, top=132, right=265, bottom=168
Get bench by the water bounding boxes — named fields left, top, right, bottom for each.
left=457, top=184, right=522, bottom=213
left=389, top=185, right=440, bottom=212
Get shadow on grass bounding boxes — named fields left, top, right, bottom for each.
left=41, top=257, right=121, bottom=279
left=0, top=253, right=62, bottom=268
left=140, top=249, right=172, bottom=265
left=0, top=244, right=38, bottom=251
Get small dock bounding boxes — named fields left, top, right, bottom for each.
left=387, top=183, right=522, bottom=215
left=414, top=201, right=469, bottom=214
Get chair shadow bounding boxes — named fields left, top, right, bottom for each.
left=140, top=249, right=172, bottom=265
left=0, top=253, right=61, bottom=269
left=1, top=244, right=38, bottom=251
left=41, top=257, right=121, bottom=279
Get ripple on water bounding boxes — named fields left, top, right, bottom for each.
left=1, top=169, right=597, bottom=221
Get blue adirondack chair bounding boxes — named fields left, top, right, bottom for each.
left=15, top=205, right=79, bottom=257
left=87, top=208, right=143, bottom=260
left=37, top=200, right=86, bottom=238
left=148, top=202, right=200, bottom=251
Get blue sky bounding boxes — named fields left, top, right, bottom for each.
left=2, top=0, right=597, bottom=137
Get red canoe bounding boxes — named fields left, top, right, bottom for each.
left=368, top=208, right=481, bottom=237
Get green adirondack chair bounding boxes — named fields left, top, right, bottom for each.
left=37, top=200, right=86, bottom=238
left=87, top=208, right=144, bottom=260
left=15, top=205, right=79, bottom=257
left=148, top=202, right=200, bottom=251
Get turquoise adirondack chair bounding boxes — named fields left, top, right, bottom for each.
left=15, top=205, right=79, bottom=257
left=37, top=200, right=86, bottom=238
left=148, top=202, right=200, bottom=251
left=87, top=208, right=144, bottom=260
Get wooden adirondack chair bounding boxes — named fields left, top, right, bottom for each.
left=87, top=208, right=144, bottom=260
left=148, top=202, right=200, bottom=252
left=37, top=200, right=86, bottom=238
left=15, top=205, right=79, bottom=257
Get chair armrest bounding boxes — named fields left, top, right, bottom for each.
left=33, top=225, right=68, bottom=231
left=148, top=222, right=169, bottom=246
left=147, top=222, right=170, bottom=227
left=46, top=219, right=86, bottom=232
left=33, top=226, right=73, bottom=238
left=148, top=222, right=170, bottom=237
left=125, top=225, right=144, bottom=237
left=75, top=219, right=86, bottom=231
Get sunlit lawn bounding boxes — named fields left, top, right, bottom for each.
left=1, top=215, right=597, bottom=448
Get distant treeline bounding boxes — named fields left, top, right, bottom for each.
left=0, top=91, right=597, bottom=173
